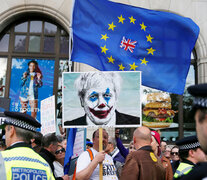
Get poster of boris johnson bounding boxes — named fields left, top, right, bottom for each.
left=63, top=71, right=141, bottom=128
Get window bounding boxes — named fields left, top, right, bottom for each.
left=0, top=18, right=71, bottom=128
left=0, top=58, right=7, bottom=97
left=0, top=18, right=70, bottom=100
left=9, top=20, right=69, bottom=55
left=0, top=34, right=9, bottom=52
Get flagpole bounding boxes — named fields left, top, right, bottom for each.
left=68, top=0, right=75, bottom=72
left=99, top=127, right=103, bottom=180
left=69, top=26, right=72, bottom=72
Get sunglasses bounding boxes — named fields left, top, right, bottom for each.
left=171, top=152, right=179, bottom=156
left=55, top=148, right=65, bottom=155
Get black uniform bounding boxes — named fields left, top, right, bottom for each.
left=173, top=136, right=201, bottom=179
left=185, top=84, right=207, bottom=180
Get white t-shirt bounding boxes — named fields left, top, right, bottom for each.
left=76, top=148, right=118, bottom=180
left=28, top=72, right=35, bottom=100
left=53, top=161, right=64, bottom=178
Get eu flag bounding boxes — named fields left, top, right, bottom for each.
left=71, top=0, right=199, bottom=94
left=64, top=128, right=77, bottom=175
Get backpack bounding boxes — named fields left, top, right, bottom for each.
left=72, top=149, right=94, bottom=180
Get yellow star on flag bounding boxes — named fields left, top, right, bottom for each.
left=140, top=58, right=148, bottom=65
left=147, top=47, right=156, bottom=55
left=140, top=22, right=147, bottom=31
left=118, top=64, right=125, bottom=71
left=100, top=45, right=108, bottom=54
left=118, top=15, right=125, bottom=24
left=107, top=56, right=115, bottom=64
left=108, top=22, right=116, bottom=31
left=129, top=62, right=138, bottom=71
left=129, top=16, right=136, bottom=24
left=101, top=34, right=109, bottom=41
left=146, top=34, right=154, bottom=43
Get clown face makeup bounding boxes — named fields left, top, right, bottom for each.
left=82, top=82, right=116, bottom=125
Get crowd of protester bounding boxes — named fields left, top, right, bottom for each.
left=80, top=128, right=207, bottom=180
left=1, top=125, right=205, bottom=180
left=1, top=84, right=207, bottom=179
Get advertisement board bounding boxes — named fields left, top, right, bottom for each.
left=9, top=58, right=55, bottom=123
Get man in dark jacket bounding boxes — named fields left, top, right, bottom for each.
left=31, top=131, right=43, bottom=153
left=39, top=133, right=58, bottom=173
left=120, top=126, right=165, bottom=180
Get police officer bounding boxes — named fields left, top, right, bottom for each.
left=178, top=83, right=207, bottom=180
left=0, top=111, right=55, bottom=180
left=174, top=136, right=206, bottom=179
left=188, top=84, right=207, bottom=154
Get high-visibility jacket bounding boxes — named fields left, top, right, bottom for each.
left=0, top=144, right=55, bottom=180
left=174, top=162, right=194, bottom=179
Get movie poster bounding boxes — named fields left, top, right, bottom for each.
left=63, top=71, right=141, bottom=128
left=9, top=58, right=55, bottom=123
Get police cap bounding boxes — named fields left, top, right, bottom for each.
left=176, top=135, right=200, bottom=151
left=187, top=84, right=207, bottom=108
left=0, top=111, right=41, bottom=132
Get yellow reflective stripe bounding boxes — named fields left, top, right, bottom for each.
left=174, top=163, right=193, bottom=178
left=181, top=166, right=193, bottom=174
left=3, top=156, right=49, bottom=167
left=1, top=147, right=54, bottom=179
left=49, top=165, right=55, bottom=180
left=175, top=166, right=192, bottom=176
left=0, top=152, right=7, bottom=180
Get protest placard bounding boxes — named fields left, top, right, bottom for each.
left=41, top=95, right=56, bottom=135
left=63, top=71, right=141, bottom=128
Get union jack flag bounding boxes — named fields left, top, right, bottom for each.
left=120, top=36, right=137, bottom=53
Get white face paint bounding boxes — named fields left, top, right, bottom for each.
left=82, top=82, right=117, bottom=125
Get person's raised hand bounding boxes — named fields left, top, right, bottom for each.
left=115, top=129, right=120, bottom=139
left=37, top=73, right=42, bottom=80
left=94, top=151, right=105, bottom=163
left=62, top=175, right=69, bottom=180
left=23, top=72, right=27, bottom=78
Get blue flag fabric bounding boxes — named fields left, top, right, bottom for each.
left=71, top=0, right=199, bottom=94
left=64, top=128, right=77, bottom=175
